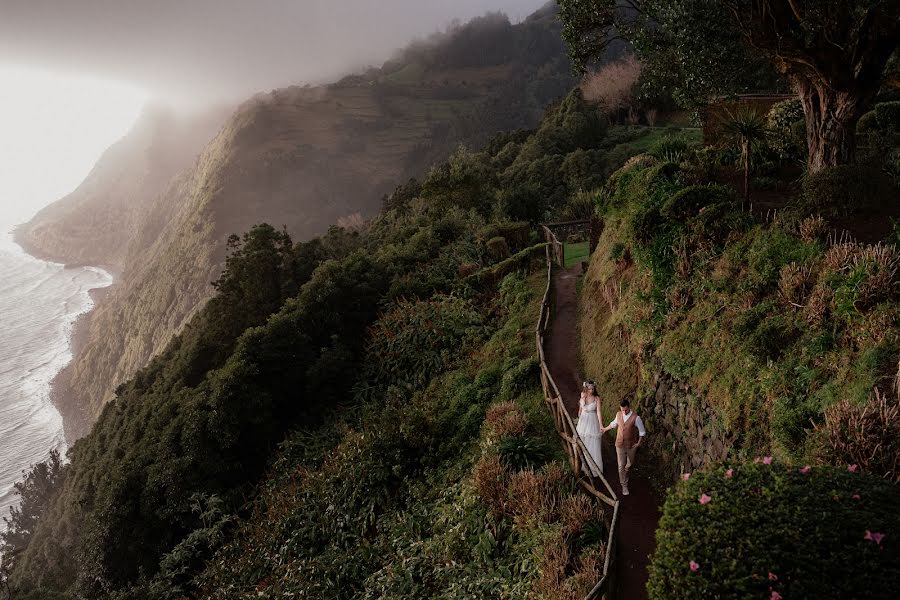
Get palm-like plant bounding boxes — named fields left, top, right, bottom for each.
left=721, top=107, right=770, bottom=208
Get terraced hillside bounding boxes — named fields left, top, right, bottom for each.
left=17, top=7, right=577, bottom=436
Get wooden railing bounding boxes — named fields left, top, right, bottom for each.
left=536, top=242, right=620, bottom=599
left=541, top=219, right=596, bottom=268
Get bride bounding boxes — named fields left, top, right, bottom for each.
left=576, top=381, right=603, bottom=476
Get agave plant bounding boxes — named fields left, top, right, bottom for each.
left=722, top=107, right=770, bottom=208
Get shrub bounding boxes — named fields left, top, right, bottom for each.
left=751, top=175, right=779, bottom=190
left=857, top=110, right=879, bottom=133
left=484, top=401, right=528, bottom=439
left=798, top=215, right=827, bottom=242
left=649, top=135, right=691, bottom=164
left=486, top=236, right=510, bottom=260
left=473, top=454, right=508, bottom=518
left=831, top=244, right=900, bottom=315
left=766, top=98, right=805, bottom=160
left=815, top=388, right=900, bottom=482
left=477, top=221, right=531, bottom=251
left=497, top=435, right=552, bottom=471
left=648, top=463, right=900, bottom=599
left=874, top=101, right=900, bottom=131
left=361, top=295, right=484, bottom=396
left=800, top=165, right=896, bottom=217
left=580, top=55, right=641, bottom=116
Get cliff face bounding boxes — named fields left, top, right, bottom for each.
left=16, top=106, right=229, bottom=270
left=18, top=8, right=576, bottom=435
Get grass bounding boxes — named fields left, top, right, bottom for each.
left=564, top=242, right=590, bottom=268
left=621, top=127, right=702, bottom=155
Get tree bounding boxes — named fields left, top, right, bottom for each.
left=723, top=1, right=900, bottom=172
left=558, top=0, right=900, bottom=173
left=721, top=107, right=769, bottom=206
left=557, top=0, right=783, bottom=108
left=0, top=450, right=65, bottom=574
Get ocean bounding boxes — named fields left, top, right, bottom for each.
left=0, top=225, right=111, bottom=523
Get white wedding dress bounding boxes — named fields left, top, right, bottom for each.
left=576, top=394, right=603, bottom=476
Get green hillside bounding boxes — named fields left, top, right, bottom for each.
left=3, top=88, right=638, bottom=599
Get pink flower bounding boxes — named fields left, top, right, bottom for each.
left=699, top=493, right=712, bottom=505
left=725, top=468, right=734, bottom=478
left=762, top=456, right=773, bottom=465
left=848, top=464, right=859, bottom=473
left=799, top=465, right=811, bottom=474
left=865, top=530, right=886, bottom=544
left=768, top=572, right=778, bottom=581
left=852, top=493, right=861, bottom=500
left=771, top=592, right=783, bottom=600
left=682, top=473, right=691, bottom=481
left=689, top=560, right=700, bottom=572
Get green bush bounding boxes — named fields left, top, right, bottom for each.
left=361, top=295, right=484, bottom=397
left=478, top=221, right=531, bottom=251
left=497, top=435, right=551, bottom=470
left=857, top=110, right=879, bottom=133
left=767, top=98, right=805, bottom=160
left=799, top=165, right=896, bottom=217
left=874, top=101, right=900, bottom=131
left=486, top=236, right=511, bottom=260
left=649, top=463, right=899, bottom=599
left=650, top=135, right=691, bottom=163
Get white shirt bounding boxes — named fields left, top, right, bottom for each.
left=606, top=411, right=646, bottom=436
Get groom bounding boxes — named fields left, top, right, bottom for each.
left=600, top=397, right=646, bottom=496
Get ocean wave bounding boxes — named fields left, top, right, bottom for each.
left=0, top=231, right=112, bottom=522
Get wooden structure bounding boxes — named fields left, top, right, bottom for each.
left=536, top=240, right=620, bottom=599
left=541, top=218, right=600, bottom=268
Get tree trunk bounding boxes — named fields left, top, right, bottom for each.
left=795, top=79, right=868, bottom=174
left=742, top=139, right=750, bottom=209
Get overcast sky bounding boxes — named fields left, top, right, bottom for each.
left=0, top=0, right=550, bottom=104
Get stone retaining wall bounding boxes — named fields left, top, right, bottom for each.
left=641, top=371, right=732, bottom=477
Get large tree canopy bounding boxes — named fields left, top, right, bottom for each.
left=557, top=0, right=900, bottom=172
left=724, top=0, right=900, bottom=171
left=557, top=0, right=783, bottom=108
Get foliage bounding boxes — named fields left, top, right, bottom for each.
left=815, top=388, right=900, bottom=482
left=361, top=295, right=485, bottom=398
left=799, top=165, right=897, bottom=218
left=720, top=107, right=769, bottom=203
left=581, top=156, right=900, bottom=466
left=180, top=274, right=606, bottom=599
left=7, top=80, right=639, bottom=596
left=767, top=98, right=805, bottom=160
left=0, top=450, right=65, bottom=574
left=497, top=435, right=552, bottom=470
left=557, top=0, right=784, bottom=108
left=648, top=135, right=690, bottom=164
left=581, top=55, right=642, bottom=119
left=648, top=463, right=900, bottom=599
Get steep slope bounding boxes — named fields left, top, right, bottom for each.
left=15, top=105, right=229, bottom=270
left=25, top=7, right=577, bottom=436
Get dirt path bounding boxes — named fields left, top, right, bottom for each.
left=546, top=264, right=662, bottom=600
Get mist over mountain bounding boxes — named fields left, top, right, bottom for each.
left=17, top=5, right=576, bottom=438
left=0, top=0, right=547, bottom=104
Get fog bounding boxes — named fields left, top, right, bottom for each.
left=0, top=0, right=549, bottom=105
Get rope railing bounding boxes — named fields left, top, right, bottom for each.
left=535, top=235, right=619, bottom=600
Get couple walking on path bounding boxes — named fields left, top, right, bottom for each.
left=576, top=381, right=646, bottom=496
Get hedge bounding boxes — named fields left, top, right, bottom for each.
left=648, top=463, right=898, bottom=599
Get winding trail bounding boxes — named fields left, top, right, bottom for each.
left=546, top=264, right=662, bottom=600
